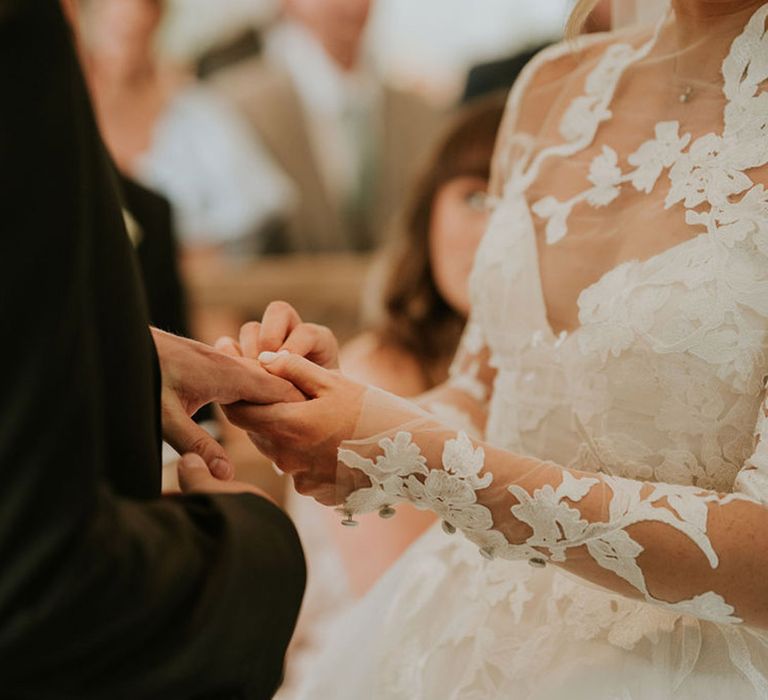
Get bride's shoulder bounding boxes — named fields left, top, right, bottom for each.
left=510, top=28, right=650, bottom=107
left=494, top=28, right=652, bottom=144
left=520, top=34, right=612, bottom=87
left=489, top=29, right=652, bottom=189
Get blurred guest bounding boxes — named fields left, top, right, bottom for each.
left=80, top=0, right=295, bottom=254
left=196, top=27, right=263, bottom=80
left=209, top=0, right=442, bottom=252
left=342, top=94, right=507, bottom=400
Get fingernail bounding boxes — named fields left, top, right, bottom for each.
left=259, top=350, right=288, bottom=364
left=210, top=458, right=232, bottom=480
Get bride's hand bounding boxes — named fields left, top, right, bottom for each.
left=151, top=328, right=304, bottom=480
left=222, top=352, right=370, bottom=505
left=216, top=301, right=340, bottom=369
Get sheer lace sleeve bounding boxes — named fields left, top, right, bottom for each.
left=415, top=320, right=495, bottom=439
left=337, top=385, right=768, bottom=629
left=735, top=394, right=768, bottom=505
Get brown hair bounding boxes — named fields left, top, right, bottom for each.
left=372, top=93, right=507, bottom=388
left=567, top=0, right=601, bottom=38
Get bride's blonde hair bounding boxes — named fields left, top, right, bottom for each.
left=566, top=0, right=601, bottom=38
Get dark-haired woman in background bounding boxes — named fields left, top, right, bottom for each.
left=343, top=94, right=507, bottom=401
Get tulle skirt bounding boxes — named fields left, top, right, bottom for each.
left=289, top=523, right=768, bottom=699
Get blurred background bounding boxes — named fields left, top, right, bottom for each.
left=162, top=0, right=571, bottom=100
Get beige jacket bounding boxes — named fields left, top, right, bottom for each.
left=209, top=57, right=443, bottom=252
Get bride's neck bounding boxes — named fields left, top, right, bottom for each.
left=671, top=0, right=766, bottom=44
left=662, top=0, right=765, bottom=80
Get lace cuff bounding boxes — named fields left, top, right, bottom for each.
left=336, top=388, right=764, bottom=626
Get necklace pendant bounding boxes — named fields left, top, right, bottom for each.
left=679, top=85, right=693, bottom=103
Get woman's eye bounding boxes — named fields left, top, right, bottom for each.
left=466, top=191, right=490, bottom=212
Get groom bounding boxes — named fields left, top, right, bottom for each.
left=0, top=1, right=305, bottom=697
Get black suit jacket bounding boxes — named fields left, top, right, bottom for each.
left=118, top=175, right=214, bottom=424
left=0, top=2, right=305, bottom=698
left=119, top=175, right=189, bottom=337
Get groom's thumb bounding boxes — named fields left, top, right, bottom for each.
left=164, top=403, right=233, bottom=481
left=177, top=453, right=216, bottom=493
left=258, top=351, right=328, bottom=397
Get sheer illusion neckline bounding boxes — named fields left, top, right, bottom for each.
left=522, top=20, right=669, bottom=339
left=518, top=6, right=768, bottom=340
left=533, top=225, right=708, bottom=341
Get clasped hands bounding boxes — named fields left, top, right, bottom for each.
left=155, top=302, right=379, bottom=504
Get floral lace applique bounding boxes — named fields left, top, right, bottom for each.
left=534, top=5, right=768, bottom=249
left=520, top=34, right=661, bottom=195
left=629, top=122, right=692, bottom=193
left=339, top=429, right=744, bottom=625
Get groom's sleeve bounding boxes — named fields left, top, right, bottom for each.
left=0, top=2, right=305, bottom=697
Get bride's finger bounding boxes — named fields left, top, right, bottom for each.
left=281, top=324, right=339, bottom=368
left=214, top=336, right=242, bottom=357
left=259, top=301, right=303, bottom=354
left=258, top=351, right=330, bottom=397
left=238, top=321, right=262, bottom=358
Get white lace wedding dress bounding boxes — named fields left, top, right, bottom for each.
left=292, top=6, right=768, bottom=698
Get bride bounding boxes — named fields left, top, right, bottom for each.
left=217, top=0, right=768, bottom=696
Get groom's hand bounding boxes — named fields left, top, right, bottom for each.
left=177, top=453, right=275, bottom=502
left=151, top=328, right=305, bottom=480
left=215, top=301, right=339, bottom=369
